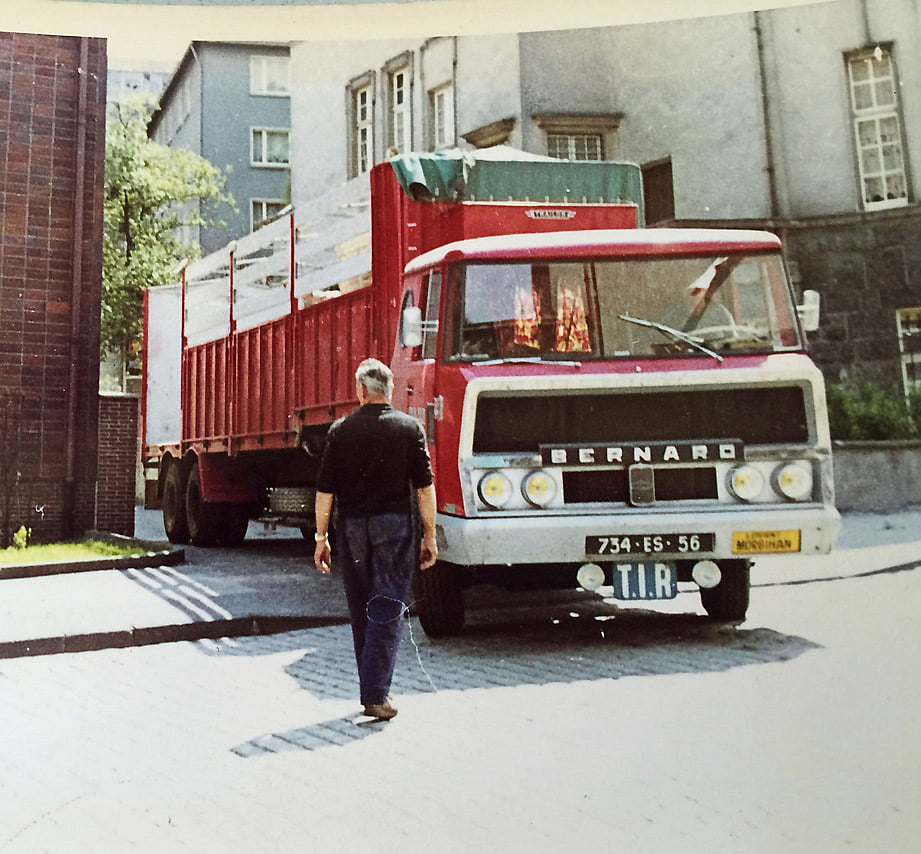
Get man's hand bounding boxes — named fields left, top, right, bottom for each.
left=416, top=484, right=438, bottom=571
left=314, top=491, right=334, bottom=574
left=419, top=533, right=438, bottom=571
left=314, top=539, right=331, bottom=574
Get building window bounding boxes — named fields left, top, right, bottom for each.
left=897, top=307, right=921, bottom=397
left=847, top=47, right=908, bottom=210
left=430, top=83, right=454, bottom=149
left=547, top=133, right=604, bottom=161
left=388, top=66, right=412, bottom=155
left=348, top=74, right=375, bottom=177
left=251, top=54, right=290, bottom=96
left=534, top=114, right=622, bottom=163
left=251, top=128, right=290, bottom=166
left=251, top=199, right=287, bottom=231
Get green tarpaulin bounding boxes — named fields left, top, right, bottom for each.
left=389, top=146, right=644, bottom=224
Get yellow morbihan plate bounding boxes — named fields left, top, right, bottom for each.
left=732, top=530, right=801, bottom=554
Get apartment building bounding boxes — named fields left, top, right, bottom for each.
left=149, top=41, right=291, bottom=255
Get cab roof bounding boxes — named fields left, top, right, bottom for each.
left=404, top=228, right=783, bottom=274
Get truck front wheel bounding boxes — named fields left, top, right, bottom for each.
left=413, top=561, right=465, bottom=637
left=218, top=504, right=250, bottom=547
left=162, top=463, right=190, bottom=545
left=700, top=559, right=751, bottom=621
left=185, top=467, right=220, bottom=546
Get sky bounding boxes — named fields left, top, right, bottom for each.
left=0, top=0, right=833, bottom=71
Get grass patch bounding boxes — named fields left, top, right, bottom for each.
left=0, top=538, right=149, bottom=567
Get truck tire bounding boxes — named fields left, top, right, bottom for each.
left=218, top=504, right=249, bottom=547
left=413, top=561, right=465, bottom=637
left=700, top=559, right=751, bottom=621
left=162, top=463, right=190, bottom=545
left=185, top=466, right=220, bottom=546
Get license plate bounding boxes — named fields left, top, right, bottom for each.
left=732, top=529, right=801, bottom=554
left=611, top=562, right=677, bottom=600
left=585, top=532, right=714, bottom=556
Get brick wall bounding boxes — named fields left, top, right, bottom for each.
left=96, top=393, right=139, bottom=536
left=0, top=33, right=107, bottom=545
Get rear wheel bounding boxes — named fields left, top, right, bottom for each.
left=185, top=466, right=221, bottom=546
left=700, top=560, right=751, bottom=621
left=162, top=463, right=190, bottom=545
left=413, top=561, right=465, bottom=637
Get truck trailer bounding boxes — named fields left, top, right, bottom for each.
left=142, top=148, right=840, bottom=636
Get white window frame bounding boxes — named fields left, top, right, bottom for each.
left=390, top=66, right=411, bottom=155
left=897, top=307, right=921, bottom=398
left=534, top=114, right=621, bottom=164
left=847, top=47, right=908, bottom=211
left=251, top=199, right=287, bottom=232
left=250, top=54, right=290, bottom=96
left=546, top=132, right=604, bottom=161
left=354, top=84, right=374, bottom=174
left=431, top=83, right=454, bottom=150
left=251, top=127, right=290, bottom=168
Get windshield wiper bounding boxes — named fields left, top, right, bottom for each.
left=472, top=355, right=583, bottom=367
left=618, top=314, right=723, bottom=363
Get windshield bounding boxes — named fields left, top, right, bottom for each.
left=444, top=253, right=802, bottom=361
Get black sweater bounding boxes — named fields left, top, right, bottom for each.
left=316, top=403, right=433, bottom=518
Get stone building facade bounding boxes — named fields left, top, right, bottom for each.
left=288, top=1, right=921, bottom=395
left=0, top=32, right=107, bottom=544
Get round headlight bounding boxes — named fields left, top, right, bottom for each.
left=478, top=471, right=513, bottom=509
left=522, top=469, right=557, bottom=508
left=727, top=465, right=764, bottom=502
left=772, top=462, right=813, bottom=501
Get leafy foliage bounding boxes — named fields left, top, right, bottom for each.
left=827, top=382, right=921, bottom=440
left=102, top=96, right=233, bottom=358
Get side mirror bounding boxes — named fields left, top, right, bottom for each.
left=401, top=305, right=423, bottom=348
left=797, top=289, right=821, bottom=332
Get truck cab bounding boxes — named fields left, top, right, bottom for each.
left=392, top=227, right=839, bottom=635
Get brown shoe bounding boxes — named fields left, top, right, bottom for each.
left=362, top=701, right=398, bottom=720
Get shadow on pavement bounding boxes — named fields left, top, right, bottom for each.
left=232, top=714, right=388, bottom=757
left=228, top=596, right=819, bottom=755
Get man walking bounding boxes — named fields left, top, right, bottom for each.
left=314, top=358, right=438, bottom=720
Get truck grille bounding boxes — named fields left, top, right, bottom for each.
left=472, top=386, right=809, bottom=454
left=562, top=466, right=719, bottom=503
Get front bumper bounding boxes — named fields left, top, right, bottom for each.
left=436, top=503, right=841, bottom=567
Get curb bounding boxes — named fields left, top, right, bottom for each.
left=0, top=615, right=349, bottom=660
left=0, top=546, right=184, bottom=580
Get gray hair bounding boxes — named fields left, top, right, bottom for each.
left=355, top=358, right=394, bottom=397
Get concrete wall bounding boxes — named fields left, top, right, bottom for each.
left=833, top=441, right=921, bottom=511
left=291, top=37, right=427, bottom=203
left=0, top=33, right=106, bottom=544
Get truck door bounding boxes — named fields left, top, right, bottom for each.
left=392, top=270, right=441, bottom=459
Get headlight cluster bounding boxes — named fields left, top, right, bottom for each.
left=477, top=469, right=558, bottom=510
left=727, top=462, right=814, bottom=503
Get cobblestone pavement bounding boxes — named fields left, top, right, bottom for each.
left=2, top=537, right=921, bottom=852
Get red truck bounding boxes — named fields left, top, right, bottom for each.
left=142, top=149, right=839, bottom=636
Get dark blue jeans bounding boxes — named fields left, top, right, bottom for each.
left=337, top=513, right=415, bottom=706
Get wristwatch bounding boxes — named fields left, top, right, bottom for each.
left=314, top=532, right=328, bottom=542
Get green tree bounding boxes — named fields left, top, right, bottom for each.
left=102, top=96, right=233, bottom=360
